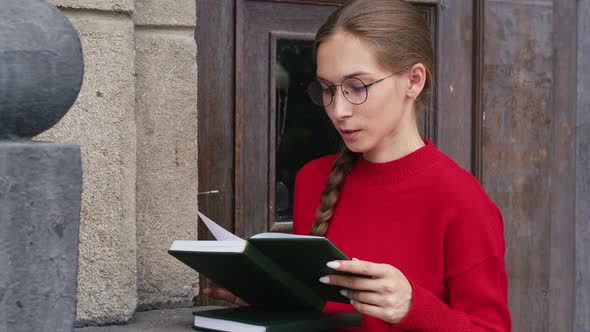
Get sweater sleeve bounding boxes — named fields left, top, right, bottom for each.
left=395, top=177, right=511, bottom=331
left=394, top=256, right=511, bottom=331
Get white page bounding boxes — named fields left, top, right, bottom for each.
left=170, top=240, right=246, bottom=253
left=198, top=211, right=244, bottom=242
left=194, top=316, right=265, bottom=332
left=250, top=232, right=322, bottom=239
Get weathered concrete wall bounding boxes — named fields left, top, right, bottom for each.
left=133, top=0, right=199, bottom=311
left=38, top=0, right=199, bottom=325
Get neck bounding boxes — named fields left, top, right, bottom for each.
left=362, top=109, right=424, bottom=163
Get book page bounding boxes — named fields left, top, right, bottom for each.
left=250, top=232, right=322, bottom=239
left=170, top=240, right=246, bottom=253
left=198, top=211, right=244, bottom=242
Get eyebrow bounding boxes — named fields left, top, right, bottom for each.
left=316, top=71, right=372, bottom=83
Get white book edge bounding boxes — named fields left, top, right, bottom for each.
left=170, top=240, right=246, bottom=253
left=194, top=315, right=266, bottom=332
left=250, top=232, right=322, bottom=239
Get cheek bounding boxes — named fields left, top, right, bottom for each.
left=363, top=95, right=403, bottom=129
left=359, top=109, right=405, bottom=152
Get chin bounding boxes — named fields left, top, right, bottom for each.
left=343, top=141, right=369, bottom=154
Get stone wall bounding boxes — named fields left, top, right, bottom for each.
left=38, top=0, right=199, bottom=326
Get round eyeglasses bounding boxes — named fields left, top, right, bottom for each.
left=306, top=73, right=396, bottom=108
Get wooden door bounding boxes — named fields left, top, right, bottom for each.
left=196, top=0, right=473, bottom=308
left=196, top=0, right=583, bottom=330
left=230, top=0, right=472, bottom=237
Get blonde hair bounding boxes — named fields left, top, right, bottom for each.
left=310, top=0, right=434, bottom=236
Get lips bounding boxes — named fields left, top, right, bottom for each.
left=339, top=129, right=361, bottom=141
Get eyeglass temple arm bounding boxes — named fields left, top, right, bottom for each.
left=363, top=72, right=398, bottom=88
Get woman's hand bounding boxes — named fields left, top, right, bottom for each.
left=202, top=278, right=250, bottom=307
left=319, top=259, right=412, bottom=324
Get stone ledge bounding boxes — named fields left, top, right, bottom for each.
left=49, top=0, right=133, bottom=14
left=75, top=307, right=223, bottom=331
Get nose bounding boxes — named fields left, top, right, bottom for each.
left=328, top=88, right=353, bottom=120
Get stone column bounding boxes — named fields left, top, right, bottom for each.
left=0, top=1, right=84, bottom=331
left=44, top=0, right=138, bottom=326
left=133, top=0, right=200, bottom=311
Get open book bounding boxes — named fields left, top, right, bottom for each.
left=168, top=212, right=354, bottom=311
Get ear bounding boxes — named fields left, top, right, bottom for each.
left=406, top=63, right=427, bottom=102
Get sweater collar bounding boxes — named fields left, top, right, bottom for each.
left=349, top=139, right=442, bottom=185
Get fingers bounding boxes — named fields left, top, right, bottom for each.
left=340, top=289, right=384, bottom=307
left=202, top=286, right=250, bottom=306
left=321, top=274, right=377, bottom=291
left=323, top=261, right=412, bottom=324
left=340, top=289, right=409, bottom=324
left=205, top=278, right=219, bottom=288
left=327, top=259, right=392, bottom=278
left=233, top=297, right=250, bottom=307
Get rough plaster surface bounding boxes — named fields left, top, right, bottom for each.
left=36, top=10, right=138, bottom=326
left=48, top=0, right=133, bottom=14
left=0, top=143, right=82, bottom=332
left=133, top=0, right=196, bottom=27
left=134, top=30, right=199, bottom=310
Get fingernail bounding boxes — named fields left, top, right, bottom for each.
left=327, top=261, right=341, bottom=269
left=340, top=289, right=348, bottom=297
left=350, top=299, right=354, bottom=305
left=352, top=257, right=359, bottom=261
left=319, top=276, right=330, bottom=284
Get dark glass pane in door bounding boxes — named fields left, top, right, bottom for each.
left=274, top=39, right=341, bottom=223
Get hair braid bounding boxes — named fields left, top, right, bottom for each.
left=311, top=148, right=358, bottom=236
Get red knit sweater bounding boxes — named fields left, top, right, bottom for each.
left=293, top=140, right=511, bottom=331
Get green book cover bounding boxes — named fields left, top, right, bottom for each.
left=192, top=307, right=362, bottom=332
left=169, top=240, right=325, bottom=311
left=168, top=212, right=356, bottom=311
left=248, top=235, right=354, bottom=303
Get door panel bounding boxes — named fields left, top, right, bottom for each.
left=235, top=1, right=338, bottom=238
left=479, top=1, right=577, bottom=330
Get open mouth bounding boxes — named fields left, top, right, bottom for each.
left=339, top=129, right=361, bottom=141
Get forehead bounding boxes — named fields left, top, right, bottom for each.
left=316, top=31, right=385, bottom=81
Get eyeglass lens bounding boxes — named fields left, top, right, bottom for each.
left=306, top=77, right=368, bottom=107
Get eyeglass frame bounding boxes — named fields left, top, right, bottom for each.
left=307, top=70, right=404, bottom=107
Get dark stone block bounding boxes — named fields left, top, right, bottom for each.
left=0, top=142, right=82, bottom=332
left=0, top=0, right=84, bottom=139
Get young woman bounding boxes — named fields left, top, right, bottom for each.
left=292, top=0, right=511, bottom=331
left=205, top=0, right=511, bottom=330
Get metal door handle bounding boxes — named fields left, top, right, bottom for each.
left=197, top=190, right=220, bottom=196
